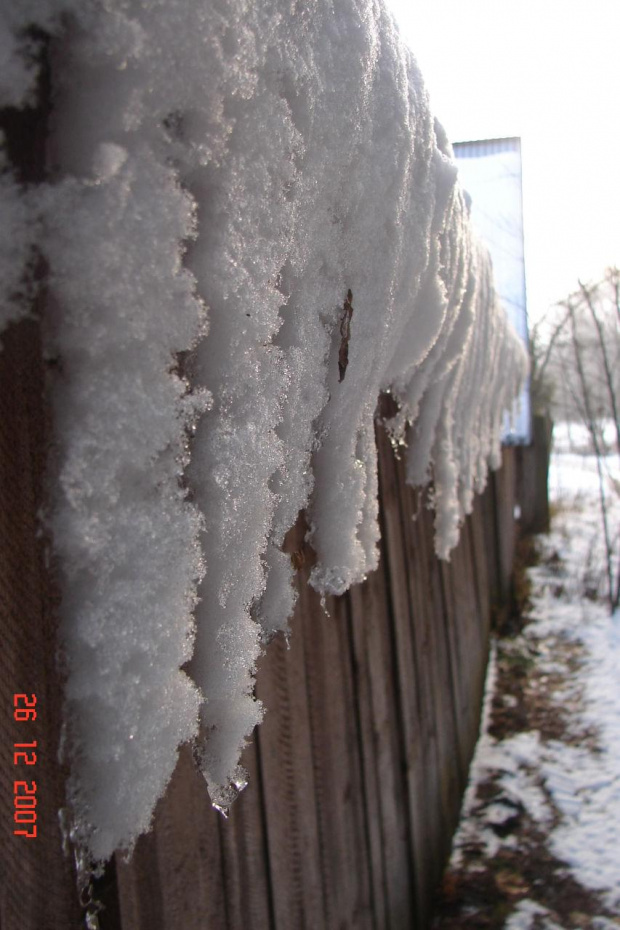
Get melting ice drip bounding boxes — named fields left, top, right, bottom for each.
left=193, top=741, right=249, bottom=817
left=59, top=807, right=105, bottom=930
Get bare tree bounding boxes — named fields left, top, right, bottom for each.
left=535, top=267, right=620, bottom=613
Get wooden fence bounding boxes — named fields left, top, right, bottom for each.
left=0, top=313, right=536, bottom=930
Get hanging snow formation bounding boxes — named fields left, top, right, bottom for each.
left=0, top=0, right=528, bottom=861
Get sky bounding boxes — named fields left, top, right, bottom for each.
left=383, top=0, right=620, bottom=323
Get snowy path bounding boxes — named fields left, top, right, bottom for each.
left=432, top=445, right=620, bottom=929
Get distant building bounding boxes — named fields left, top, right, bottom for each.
left=454, top=137, right=531, bottom=444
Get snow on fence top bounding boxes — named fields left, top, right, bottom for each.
left=0, top=0, right=528, bottom=862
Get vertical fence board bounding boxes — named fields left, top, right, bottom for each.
left=419, top=499, right=467, bottom=852
left=441, top=536, right=479, bottom=773
left=0, top=320, right=82, bottom=930
left=255, top=617, right=325, bottom=930
left=222, top=741, right=274, bottom=930
left=395, top=466, right=448, bottom=904
left=375, top=430, right=431, bottom=927
left=116, top=833, right=168, bottom=930
left=492, top=451, right=517, bottom=599
left=116, top=745, right=226, bottom=930
left=467, top=503, right=491, bottom=636
left=349, top=544, right=415, bottom=930
left=299, top=583, right=374, bottom=930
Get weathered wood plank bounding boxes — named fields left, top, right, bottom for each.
left=492, top=450, right=517, bottom=600
left=116, top=745, right=226, bottom=930
left=116, top=832, right=167, bottom=930
left=0, top=320, right=82, bottom=930
left=425, top=554, right=465, bottom=847
left=445, top=539, right=477, bottom=749
left=467, top=500, right=491, bottom=637
left=349, top=542, right=415, bottom=930
left=374, top=427, right=429, bottom=928
left=220, top=741, right=274, bottom=930
left=415, top=497, right=464, bottom=857
left=392, top=458, right=446, bottom=898
left=299, top=583, right=374, bottom=930
left=255, top=615, right=325, bottom=930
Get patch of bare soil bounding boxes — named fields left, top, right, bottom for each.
left=434, top=826, right=617, bottom=929
left=489, top=632, right=601, bottom=753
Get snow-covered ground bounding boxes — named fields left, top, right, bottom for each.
left=434, top=438, right=620, bottom=928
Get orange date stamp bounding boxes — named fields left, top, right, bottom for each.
left=13, top=694, right=37, bottom=839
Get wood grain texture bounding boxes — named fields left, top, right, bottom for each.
left=0, top=320, right=82, bottom=930
left=1, top=350, right=524, bottom=930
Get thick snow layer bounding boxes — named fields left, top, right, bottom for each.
left=41, top=154, right=210, bottom=859
left=0, top=0, right=527, bottom=860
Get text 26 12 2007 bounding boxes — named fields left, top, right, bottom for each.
left=13, top=694, right=37, bottom=839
